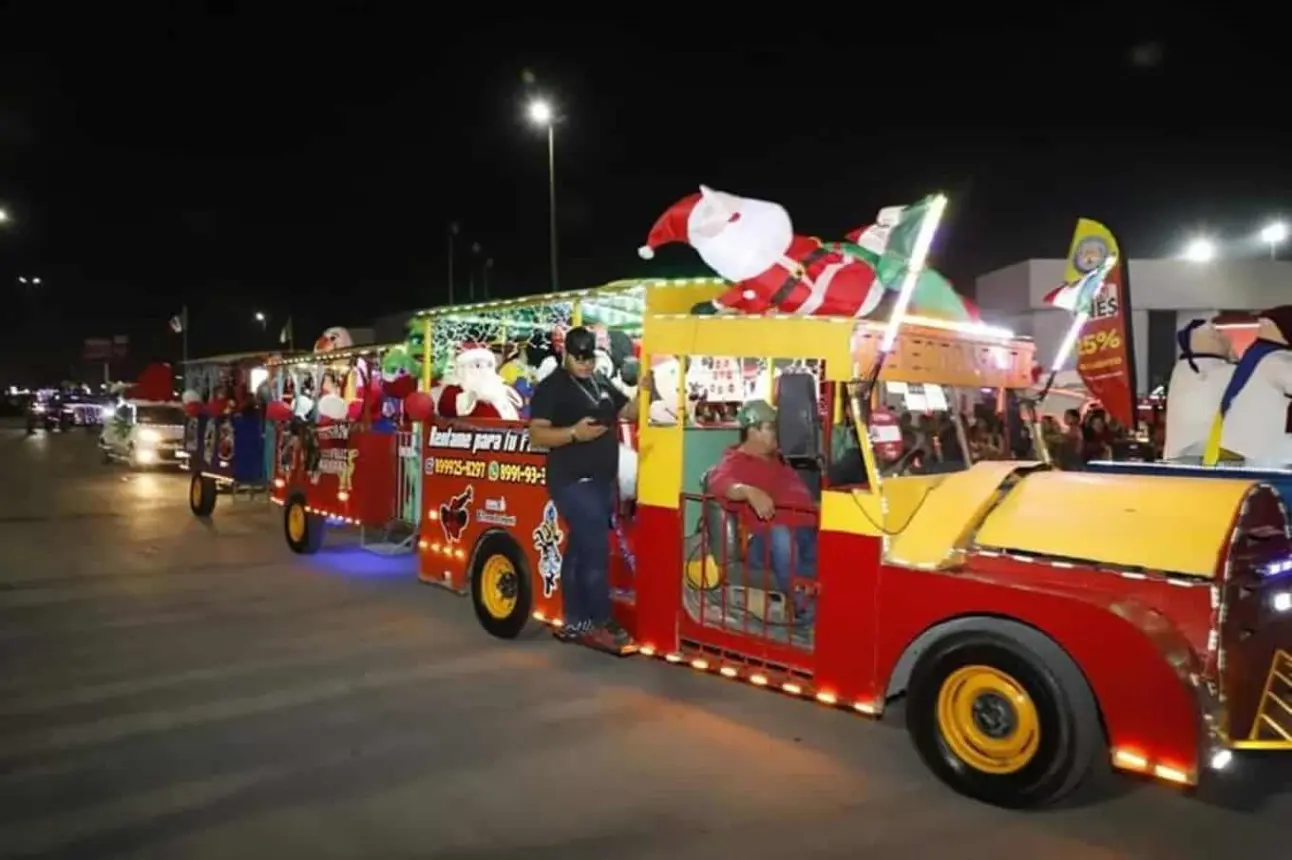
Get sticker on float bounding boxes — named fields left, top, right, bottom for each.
left=439, top=485, right=473, bottom=544
left=427, top=426, right=541, bottom=454
left=533, top=500, right=564, bottom=597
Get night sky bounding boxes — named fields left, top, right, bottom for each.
left=1, top=9, right=1287, bottom=381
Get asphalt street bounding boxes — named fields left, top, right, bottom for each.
left=0, top=421, right=1289, bottom=859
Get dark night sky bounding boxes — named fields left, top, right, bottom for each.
left=1, top=8, right=1288, bottom=381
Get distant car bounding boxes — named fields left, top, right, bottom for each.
left=100, top=400, right=187, bottom=467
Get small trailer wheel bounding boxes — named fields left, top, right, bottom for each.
left=284, top=494, right=326, bottom=554
left=470, top=534, right=534, bottom=639
left=189, top=472, right=217, bottom=517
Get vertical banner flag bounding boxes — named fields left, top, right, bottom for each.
left=1064, top=219, right=1137, bottom=427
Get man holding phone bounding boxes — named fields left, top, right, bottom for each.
left=528, top=326, right=639, bottom=650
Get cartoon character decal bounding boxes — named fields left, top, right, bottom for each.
left=439, top=485, right=474, bottom=544
left=202, top=419, right=218, bottom=464
left=277, top=430, right=300, bottom=477
left=216, top=420, right=234, bottom=462
left=532, top=500, right=564, bottom=598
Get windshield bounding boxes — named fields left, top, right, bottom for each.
left=831, top=382, right=1038, bottom=479
left=137, top=405, right=185, bottom=425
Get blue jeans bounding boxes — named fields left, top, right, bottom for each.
left=747, top=525, right=818, bottom=607
left=550, top=478, right=615, bottom=628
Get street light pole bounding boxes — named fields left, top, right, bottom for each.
left=528, top=98, right=559, bottom=293
left=547, top=122, right=558, bottom=293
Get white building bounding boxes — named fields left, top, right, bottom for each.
left=975, top=258, right=1292, bottom=394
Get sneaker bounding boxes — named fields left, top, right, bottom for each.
left=603, top=620, right=636, bottom=649
left=583, top=622, right=627, bottom=650
left=553, top=620, right=591, bottom=642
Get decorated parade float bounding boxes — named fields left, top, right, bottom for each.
left=424, top=186, right=1290, bottom=809
left=99, top=362, right=187, bottom=468
left=263, top=328, right=427, bottom=553
left=182, top=347, right=299, bottom=515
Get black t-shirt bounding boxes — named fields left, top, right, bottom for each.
left=530, top=369, right=628, bottom=489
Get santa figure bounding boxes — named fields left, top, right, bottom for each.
left=436, top=342, right=523, bottom=420
left=638, top=185, right=888, bottom=318
left=315, top=327, right=354, bottom=353
left=1206, top=305, right=1292, bottom=467
left=1163, top=317, right=1235, bottom=460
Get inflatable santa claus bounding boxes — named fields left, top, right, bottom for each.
left=638, top=185, right=888, bottom=318
left=1206, top=305, right=1292, bottom=466
left=1163, top=317, right=1234, bottom=460
left=436, top=342, right=523, bottom=420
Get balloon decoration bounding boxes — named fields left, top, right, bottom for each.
left=404, top=391, right=433, bottom=422
left=266, top=401, right=293, bottom=423
left=293, top=394, right=315, bottom=419
left=181, top=389, right=202, bottom=405
left=317, top=393, right=347, bottom=421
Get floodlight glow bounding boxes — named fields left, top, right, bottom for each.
left=1261, top=222, right=1288, bottom=245
left=1183, top=238, right=1216, bottom=263
left=528, top=99, right=553, bottom=126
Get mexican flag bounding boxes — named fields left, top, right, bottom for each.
left=840, top=196, right=975, bottom=322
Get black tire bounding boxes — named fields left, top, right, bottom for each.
left=284, top=494, right=325, bottom=554
left=470, top=533, right=533, bottom=639
left=905, top=627, right=1103, bottom=809
left=189, top=472, right=217, bottom=517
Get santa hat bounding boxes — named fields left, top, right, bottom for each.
left=638, top=191, right=703, bottom=260
left=455, top=341, right=494, bottom=366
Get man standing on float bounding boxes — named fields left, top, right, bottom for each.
left=528, top=326, right=639, bottom=651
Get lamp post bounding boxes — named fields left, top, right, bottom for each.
left=528, top=98, right=558, bottom=293
left=1260, top=221, right=1287, bottom=260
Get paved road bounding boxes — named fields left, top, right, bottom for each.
left=0, top=427, right=1288, bottom=859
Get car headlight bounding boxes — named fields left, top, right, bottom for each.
left=138, top=428, right=161, bottom=445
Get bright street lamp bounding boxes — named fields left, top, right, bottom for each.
left=527, top=97, right=558, bottom=292
left=0, top=208, right=9, bottom=223
left=254, top=311, right=266, bottom=329
left=1260, top=221, right=1287, bottom=259
left=1183, top=237, right=1216, bottom=263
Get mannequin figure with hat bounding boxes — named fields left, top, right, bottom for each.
left=436, top=342, right=523, bottom=420
left=1163, top=317, right=1235, bottom=460
left=528, top=325, right=641, bottom=652
left=1205, top=305, right=1292, bottom=467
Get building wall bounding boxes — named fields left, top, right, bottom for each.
left=975, top=258, right=1291, bottom=395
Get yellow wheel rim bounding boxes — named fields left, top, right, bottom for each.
left=935, top=665, right=1040, bottom=775
left=191, top=478, right=202, bottom=507
left=288, top=504, right=306, bottom=543
left=479, top=554, right=518, bottom=620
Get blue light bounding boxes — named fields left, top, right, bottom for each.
left=1264, top=558, right=1292, bottom=577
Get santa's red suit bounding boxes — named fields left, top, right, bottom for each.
left=639, top=186, right=889, bottom=319
left=436, top=384, right=505, bottom=419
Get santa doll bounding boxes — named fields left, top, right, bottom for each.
left=1206, top=305, right=1292, bottom=467
left=436, top=342, right=523, bottom=420
left=1163, top=317, right=1234, bottom=460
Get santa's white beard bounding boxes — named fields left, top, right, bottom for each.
left=691, top=196, right=792, bottom=282
left=463, top=369, right=518, bottom=419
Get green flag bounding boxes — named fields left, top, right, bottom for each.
left=843, top=196, right=971, bottom=322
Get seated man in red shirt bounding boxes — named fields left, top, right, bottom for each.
left=706, top=400, right=818, bottom=622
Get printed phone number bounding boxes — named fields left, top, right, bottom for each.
left=425, top=457, right=546, bottom=485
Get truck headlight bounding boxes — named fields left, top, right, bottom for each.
left=1273, top=592, right=1292, bottom=613
left=138, top=428, right=161, bottom=445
